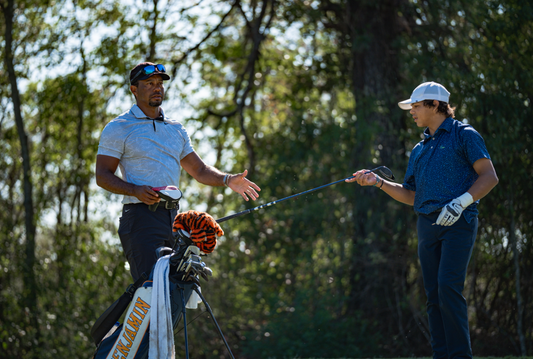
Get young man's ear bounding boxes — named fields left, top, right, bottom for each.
left=130, top=84, right=137, bottom=98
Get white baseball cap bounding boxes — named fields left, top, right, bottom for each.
left=398, top=81, right=450, bottom=110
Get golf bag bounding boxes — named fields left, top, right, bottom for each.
left=91, top=240, right=204, bottom=359
left=91, top=208, right=226, bottom=359
left=92, top=279, right=195, bottom=359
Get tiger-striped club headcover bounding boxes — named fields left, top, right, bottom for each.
left=172, top=210, right=224, bottom=254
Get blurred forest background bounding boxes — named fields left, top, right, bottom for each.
left=1, top=0, right=532, bottom=358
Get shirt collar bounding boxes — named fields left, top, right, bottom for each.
left=423, top=117, right=453, bottom=143
left=130, top=104, right=166, bottom=120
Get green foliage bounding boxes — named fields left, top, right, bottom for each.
left=242, top=303, right=380, bottom=358
left=0, top=0, right=531, bottom=357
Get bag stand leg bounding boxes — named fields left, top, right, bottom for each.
left=178, top=285, right=190, bottom=359
left=193, top=284, right=236, bottom=359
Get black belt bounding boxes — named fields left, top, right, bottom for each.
left=124, top=201, right=178, bottom=210
left=149, top=200, right=179, bottom=211
left=419, top=211, right=440, bottom=217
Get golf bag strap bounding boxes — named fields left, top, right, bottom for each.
left=90, top=272, right=148, bottom=345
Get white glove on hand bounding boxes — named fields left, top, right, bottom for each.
left=436, top=192, right=474, bottom=226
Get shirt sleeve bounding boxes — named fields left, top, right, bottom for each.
left=177, top=124, right=194, bottom=160
left=97, top=121, right=125, bottom=159
left=402, top=144, right=419, bottom=191
left=461, top=126, right=491, bottom=165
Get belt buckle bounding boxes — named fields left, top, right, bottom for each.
left=165, top=201, right=178, bottom=210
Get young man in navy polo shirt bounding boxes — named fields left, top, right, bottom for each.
left=347, top=82, right=498, bottom=358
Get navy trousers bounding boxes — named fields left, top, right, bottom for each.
left=118, top=203, right=178, bottom=281
left=417, top=212, right=478, bottom=359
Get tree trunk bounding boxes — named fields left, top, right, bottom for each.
left=148, top=0, right=159, bottom=61
left=509, top=193, right=527, bottom=356
left=346, top=0, right=406, bottom=298
left=344, top=0, right=419, bottom=352
left=1, top=0, right=40, bottom=353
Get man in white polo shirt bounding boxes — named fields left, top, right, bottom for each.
left=96, top=62, right=261, bottom=281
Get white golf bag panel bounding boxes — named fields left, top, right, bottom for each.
left=93, top=279, right=195, bottom=359
left=105, top=283, right=152, bottom=359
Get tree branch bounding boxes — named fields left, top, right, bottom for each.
left=206, top=0, right=277, bottom=172
left=170, top=0, right=239, bottom=77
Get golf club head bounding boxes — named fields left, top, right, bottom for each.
left=190, top=262, right=206, bottom=272
left=190, top=254, right=203, bottom=263
left=201, top=267, right=213, bottom=281
left=370, top=166, right=395, bottom=181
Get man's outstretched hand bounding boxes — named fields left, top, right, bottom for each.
left=227, top=169, right=261, bottom=201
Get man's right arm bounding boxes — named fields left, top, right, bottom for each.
left=380, top=180, right=416, bottom=206
left=95, top=155, right=160, bottom=205
left=345, top=169, right=416, bottom=206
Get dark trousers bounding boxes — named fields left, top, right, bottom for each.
left=417, top=212, right=478, bottom=359
left=118, top=203, right=178, bottom=281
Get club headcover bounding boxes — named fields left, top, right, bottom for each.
left=172, top=210, right=224, bottom=254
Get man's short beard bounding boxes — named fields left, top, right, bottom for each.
left=149, top=99, right=162, bottom=107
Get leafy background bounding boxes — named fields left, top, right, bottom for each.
left=0, top=0, right=531, bottom=358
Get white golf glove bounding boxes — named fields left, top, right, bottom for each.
left=435, top=192, right=474, bottom=226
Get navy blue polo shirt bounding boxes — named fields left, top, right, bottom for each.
left=402, top=117, right=491, bottom=222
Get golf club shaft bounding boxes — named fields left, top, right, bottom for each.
left=215, top=165, right=393, bottom=223
left=216, top=175, right=353, bottom=223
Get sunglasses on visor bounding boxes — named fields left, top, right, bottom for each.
left=130, top=64, right=166, bottom=84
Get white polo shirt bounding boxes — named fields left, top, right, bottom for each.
left=97, top=105, right=194, bottom=204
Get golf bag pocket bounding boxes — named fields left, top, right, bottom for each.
left=93, top=281, right=153, bottom=359
left=186, top=286, right=201, bottom=309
